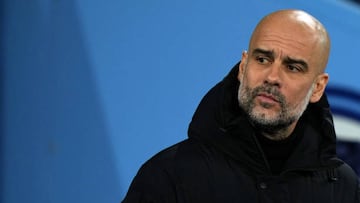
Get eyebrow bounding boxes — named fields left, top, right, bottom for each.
left=252, top=48, right=309, bottom=71
left=252, top=48, right=274, bottom=59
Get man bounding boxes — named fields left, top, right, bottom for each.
left=122, top=9, right=360, bottom=202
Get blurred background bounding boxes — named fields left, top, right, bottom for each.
left=1, top=0, right=360, bottom=202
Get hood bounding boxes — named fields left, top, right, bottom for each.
left=188, top=62, right=342, bottom=175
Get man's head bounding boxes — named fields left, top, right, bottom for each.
left=237, top=9, right=330, bottom=139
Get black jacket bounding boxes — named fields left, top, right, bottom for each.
left=122, top=63, right=360, bottom=203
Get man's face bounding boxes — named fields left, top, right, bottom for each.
left=238, top=65, right=315, bottom=133
left=237, top=19, right=328, bottom=135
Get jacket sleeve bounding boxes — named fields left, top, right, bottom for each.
left=121, top=159, right=177, bottom=203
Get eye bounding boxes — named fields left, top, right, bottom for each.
left=256, top=56, right=271, bottom=65
left=287, top=64, right=303, bottom=73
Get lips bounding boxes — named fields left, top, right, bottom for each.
left=257, top=93, right=279, bottom=103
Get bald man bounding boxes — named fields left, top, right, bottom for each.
left=122, top=10, right=360, bottom=203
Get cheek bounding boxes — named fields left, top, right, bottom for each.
left=285, top=85, right=313, bottom=106
left=242, top=70, right=262, bottom=88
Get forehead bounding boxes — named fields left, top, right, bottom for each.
left=249, top=23, right=323, bottom=70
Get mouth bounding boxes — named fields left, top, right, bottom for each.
left=256, top=93, right=280, bottom=103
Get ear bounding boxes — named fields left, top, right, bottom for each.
left=237, top=51, right=248, bottom=82
left=310, top=73, right=329, bottom=103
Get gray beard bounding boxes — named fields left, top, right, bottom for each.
left=238, top=83, right=313, bottom=136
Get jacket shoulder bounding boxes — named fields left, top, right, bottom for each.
left=122, top=139, right=201, bottom=202
left=336, top=162, right=360, bottom=202
left=337, top=162, right=359, bottom=184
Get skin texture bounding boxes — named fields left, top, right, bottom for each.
left=237, top=10, right=330, bottom=140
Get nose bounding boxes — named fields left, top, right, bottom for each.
left=264, top=63, right=281, bottom=87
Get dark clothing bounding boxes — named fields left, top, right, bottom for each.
left=122, top=63, right=360, bottom=203
left=255, top=121, right=304, bottom=175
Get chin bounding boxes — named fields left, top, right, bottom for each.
left=252, top=108, right=279, bottom=120
left=250, top=113, right=278, bottom=125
